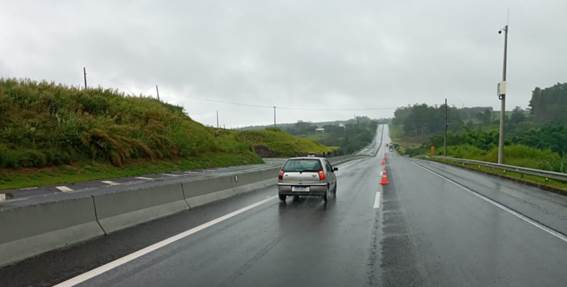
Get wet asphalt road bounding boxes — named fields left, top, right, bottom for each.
left=2, top=125, right=567, bottom=286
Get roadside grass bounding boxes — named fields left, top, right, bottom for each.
left=0, top=152, right=262, bottom=191
left=234, top=128, right=335, bottom=157
left=429, top=157, right=567, bottom=195
left=0, top=79, right=333, bottom=192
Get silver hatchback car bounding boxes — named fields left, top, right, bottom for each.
left=277, top=156, right=338, bottom=202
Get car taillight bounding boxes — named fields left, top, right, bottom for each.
left=278, top=169, right=285, bottom=180
left=318, top=170, right=326, bottom=181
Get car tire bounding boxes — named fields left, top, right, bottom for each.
left=322, top=192, right=328, bottom=202
left=279, top=194, right=287, bottom=201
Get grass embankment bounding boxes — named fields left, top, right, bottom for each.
left=388, top=124, right=427, bottom=155
left=0, top=79, right=330, bottom=190
left=234, top=128, right=334, bottom=157
left=429, top=157, right=567, bottom=195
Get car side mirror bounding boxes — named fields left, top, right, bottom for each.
left=333, top=167, right=338, bottom=172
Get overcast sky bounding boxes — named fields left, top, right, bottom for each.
left=1, top=0, right=566, bottom=127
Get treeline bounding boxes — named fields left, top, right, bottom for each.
left=283, top=116, right=379, bottom=155
left=391, top=82, right=567, bottom=172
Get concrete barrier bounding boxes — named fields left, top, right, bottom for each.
left=236, top=168, right=279, bottom=186
left=181, top=169, right=278, bottom=208
left=184, top=176, right=276, bottom=208
left=93, top=182, right=187, bottom=233
left=182, top=175, right=236, bottom=199
left=0, top=155, right=358, bottom=267
left=0, top=197, right=104, bottom=267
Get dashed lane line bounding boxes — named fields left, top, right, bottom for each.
left=163, top=173, right=182, bottom=177
left=55, top=186, right=73, bottom=192
left=373, top=191, right=382, bottom=209
left=101, top=181, right=120, bottom=186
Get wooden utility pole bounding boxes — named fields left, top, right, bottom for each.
left=83, top=67, right=88, bottom=89
left=216, top=111, right=219, bottom=128
left=155, top=85, right=160, bottom=101
left=273, top=106, right=277, bottom=128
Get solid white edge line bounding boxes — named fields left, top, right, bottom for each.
left=53, top=195, right=277, bottom=287
left=413, top=161, right=567, bottom=243
left=135, top=177, right=154, bottom=181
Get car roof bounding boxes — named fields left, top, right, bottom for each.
left=287, top=156, right=326, bottom=160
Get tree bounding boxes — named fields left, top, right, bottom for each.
left=529, top=83, right=567, bottom=124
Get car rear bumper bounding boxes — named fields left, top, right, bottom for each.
left=277, top=183, right=328, bottom=196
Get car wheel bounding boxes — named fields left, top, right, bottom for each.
left=322, top=192, right=328, bottom=202
left=279, top=194, right=287, bottom=201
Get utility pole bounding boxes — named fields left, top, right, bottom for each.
left=273, top=105, right=277, bottom=128
left=155, top=85, right=160, bottom=101
left=497, top=24, right=509, bottom=164
left=216, top=111, right=219, bottom=129
left=444, top=98, right=448, bottom=157
left=83, top=67, right=88, bottom=89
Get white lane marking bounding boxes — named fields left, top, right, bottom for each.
left=163, top=173, right=181, bottom=177
left=55, top=186, right=73, bottom=192
left=413, top=162, right=567, bottom=243
left=53, top=195, right=277, bottom=287
left=373, top=191, right=382, bottom=209
left=135, top=177, right=154, bottom=181
left=0, top=193, right=6, bottom=201
left=101, top=180, right=120, bottom=186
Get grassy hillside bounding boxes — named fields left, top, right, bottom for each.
left=0, top=79, right=331, bottom=190
left=233, top=128, right=334, bottom=157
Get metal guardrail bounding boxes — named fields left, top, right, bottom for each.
left=434, top=156, right=567, bottom=183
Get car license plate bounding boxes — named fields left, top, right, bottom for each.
left=292, top=186, right=309, bottom=192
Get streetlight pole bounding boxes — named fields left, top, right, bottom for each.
left=497, top=25, right=509, bottom=164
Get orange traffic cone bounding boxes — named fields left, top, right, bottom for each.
left=380, top=172, right=389, bottom=186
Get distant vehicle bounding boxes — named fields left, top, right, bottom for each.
left=277, top=157, right=338, bottom=202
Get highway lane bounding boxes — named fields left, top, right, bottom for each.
left=382, top=152, right=567, bottom=286
left=66, top=155, right=382, bottom=287
left=2, top=124, right=567, bottom=286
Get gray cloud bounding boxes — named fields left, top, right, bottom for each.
left=1, top=0, right=566, bottom=127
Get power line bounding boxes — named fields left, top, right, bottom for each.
left=185, top=97, right=396, bottom=112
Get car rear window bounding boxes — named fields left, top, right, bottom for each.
left=283, top=159, right=322, bottom=172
